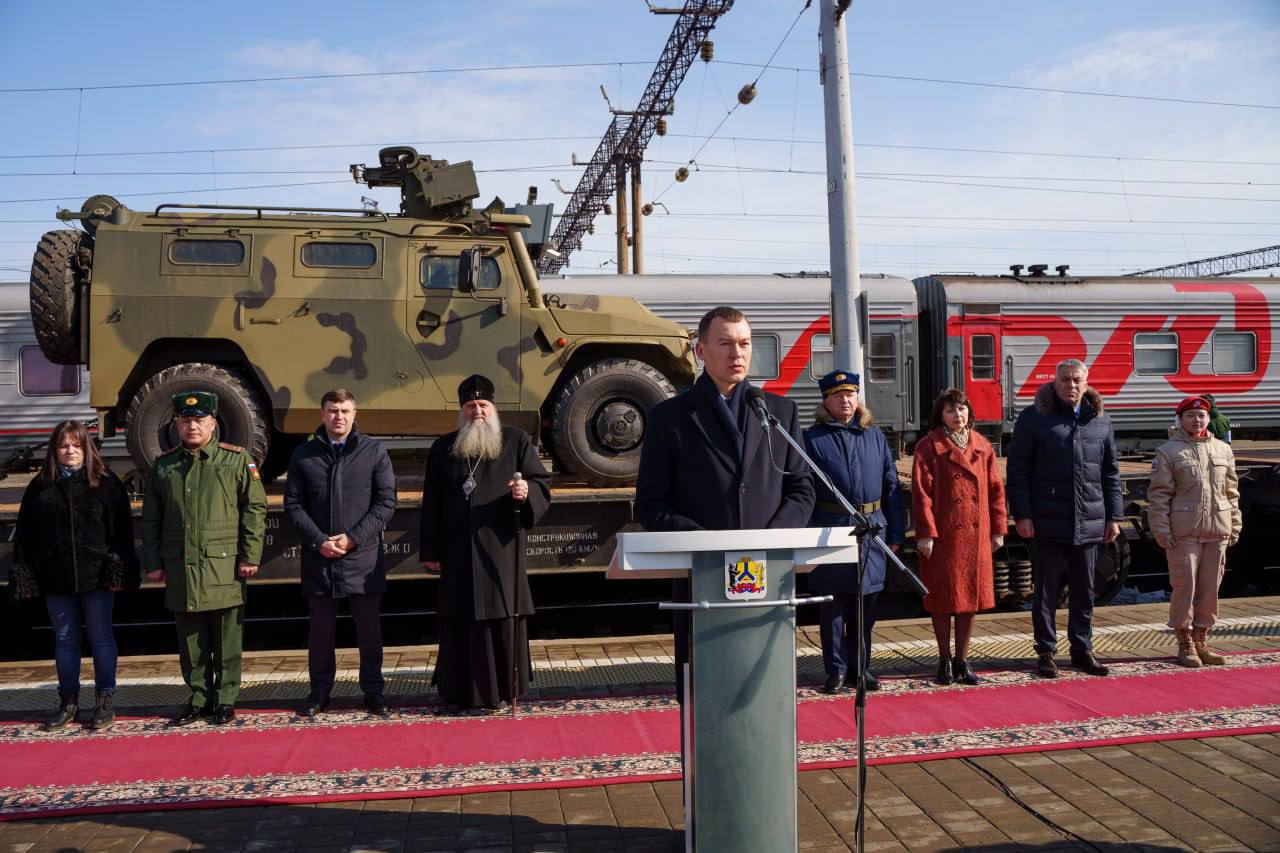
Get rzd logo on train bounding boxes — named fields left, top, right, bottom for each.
left=725, top=551, right=767, bottom=601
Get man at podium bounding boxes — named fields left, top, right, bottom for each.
left=635, top=306, right=815, bottom=698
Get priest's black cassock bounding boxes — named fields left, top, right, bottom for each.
left=420, top=426, right=551, bottom=708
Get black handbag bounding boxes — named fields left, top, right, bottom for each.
left=7, top=562, right=39, bottom=602
left=100, top=552, right=127, bottom=592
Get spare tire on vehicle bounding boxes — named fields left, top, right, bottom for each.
left=29, top=230, right=90, bottom=365
left=550, top=357, right=676, bottom=486
left=126, top=362, right=271, bottom=473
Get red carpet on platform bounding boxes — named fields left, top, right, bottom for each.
left=1, top=652, right=1277, bottom=819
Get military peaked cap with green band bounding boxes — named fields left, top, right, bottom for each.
left=172, top=390, right=219, bottom=417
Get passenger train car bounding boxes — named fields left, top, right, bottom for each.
left=556, top=270, right=1280, bottom=451
left=0, top=282, right=100, bottom=470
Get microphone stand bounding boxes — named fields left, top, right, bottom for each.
left=751, top=399, right=927, bottom=853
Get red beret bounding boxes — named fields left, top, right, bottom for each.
left=1175, top=395, right=1210, bottom=416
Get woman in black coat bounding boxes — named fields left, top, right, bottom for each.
left=13, top=421, right=139, bottom=730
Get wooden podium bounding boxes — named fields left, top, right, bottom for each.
left=609, top=527, right=858, bottom=853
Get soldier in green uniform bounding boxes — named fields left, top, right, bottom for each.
left=141, top=391, right=268, bottom=726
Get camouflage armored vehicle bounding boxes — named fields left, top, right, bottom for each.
left=29, top=146, right=696, bottom=485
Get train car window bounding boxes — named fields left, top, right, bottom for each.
left=168, top=239, right=245, bottom=266
left=868, top=333, right=897, bottom=382
left=809, top=333, right=833, bottom=379
left=420, top=255, right=501, bottom=291
left=1211, top=332, right=1257, bottom=374
left=19, top=347, right=79, bottom=396
left=748, top=335, right=780, bottom=381
left=1133, top=332, right=1179, bottom=375
left=301, top=241, right=377, bottom=269
left=970, top=335, right=996, bottom=379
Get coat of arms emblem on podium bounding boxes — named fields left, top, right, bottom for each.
left=725, top=551, right=767, bottom=600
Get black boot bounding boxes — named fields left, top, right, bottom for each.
left=951, top=658, right=980, bottom=686
left=935, top=657, right=953, bottom=686
left=44, top=691, right=80, bottom=731
left=89, top=689, right=115, bottom=730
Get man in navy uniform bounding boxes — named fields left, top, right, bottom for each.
left=803, top=370, right=904, bottom=693
left=635, top=305, right=815, bottom=698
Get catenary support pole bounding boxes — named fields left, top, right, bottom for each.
left=615, top=161, right=630, bottom=275
left=630, top=160, right=644, bottom=274
left=820, top=0, right=863, bottom=376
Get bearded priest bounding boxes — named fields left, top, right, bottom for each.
left=420, top=374, right=552, bottom=713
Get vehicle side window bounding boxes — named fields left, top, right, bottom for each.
left=1212, top=331, right=1256, bottom=374
left=748, top=334, right=779, bottom=381
left=169, top=239, right=245, bottom=266
left=809, top=333, right=833, bottom=379
left=301, top=241, right=376, bottom=269
left=1133, top=332, right=1179, bottom=375
left=970, top=334, right=995, bottom=379
left=869, top=333, right=898, bottom=382
left=19, top=347, right=79, bottom=396
left=421, top=255, right=501, bottom=291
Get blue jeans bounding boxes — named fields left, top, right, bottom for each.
left=45, top=590, right=117, bottom=693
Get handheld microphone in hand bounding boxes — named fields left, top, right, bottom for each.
left=745, top=386, right=771, bottom=431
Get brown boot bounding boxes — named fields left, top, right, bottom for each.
left=1193, top=627, right=1226, bottom=666
left=1174, top=629, right=1201, bottom=668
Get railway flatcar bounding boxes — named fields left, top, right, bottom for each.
left=557, top=268, right=1280, bottom=450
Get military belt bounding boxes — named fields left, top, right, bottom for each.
left=817, top=499, right=880, bottom=515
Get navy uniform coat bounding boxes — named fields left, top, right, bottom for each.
left=1006, top=383, right=1123, bottom=544
left=803, top=407, right=904, bottom=595
left=283, top=424, right=398, bottom=597
left=635, top=372, right=815, bottom=533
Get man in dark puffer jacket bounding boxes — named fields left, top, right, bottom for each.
left=1007, top=359, right=1122, bottom=678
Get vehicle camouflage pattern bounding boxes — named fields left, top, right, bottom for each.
left=29, top=146, right=697, bottom=485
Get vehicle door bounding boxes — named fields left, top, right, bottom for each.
left=961, top=321, right=1003, bottom=424
left=863, top=321, right=910, bottom=433
left=406, top=240, right=520, bottom=405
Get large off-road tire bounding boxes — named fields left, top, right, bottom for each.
left=550, top=358, right=676, bottom=486
left=29, top=230, right=90, bottom=365
left=126, top=363, right=271, bottom=473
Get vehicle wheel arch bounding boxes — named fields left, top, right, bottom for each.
left=113, top=338, right=258, bottom=420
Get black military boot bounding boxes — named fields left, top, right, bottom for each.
left=44, top=691, right=80, bottom=731
left=89, top=689, right=115, bottom=730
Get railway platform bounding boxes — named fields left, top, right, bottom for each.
left=1, top=597, right=1278, bottom=851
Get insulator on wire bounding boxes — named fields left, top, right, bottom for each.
left=700, top=41, right=714, bottom=63
left=642, top=203, right=654, bottom=216
left=675, top=166, right=689, bottom=183
left=737, top=83, right=757, bottom=105
left=587, top=223, right=595, bottom=234
left=655, top=118, right=667, bottom=136
left=603, top=202, right=613, bottom=215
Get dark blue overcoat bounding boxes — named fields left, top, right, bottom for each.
left=802, top=409, right=905, bottom=595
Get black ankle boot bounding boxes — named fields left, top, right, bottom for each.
left=44, top=691, right=80, bottom=731
left=935, top=657, right=953, bottom=686
left=951, top=658, right=980, bottom=685
left=90, top=689, right=115, bottom=730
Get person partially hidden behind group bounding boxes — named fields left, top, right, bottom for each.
left=1146, top=395, right=1242, bottom=668
left=12, top=421, right=139, bottom=731
left=420, top=375, right=551, bottom=714
left=803, top=369, right=904, bottom=694
left=911, top=389, right=1007, bottom=686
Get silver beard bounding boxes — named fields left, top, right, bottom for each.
left=451, top=411, right=503, bottom=461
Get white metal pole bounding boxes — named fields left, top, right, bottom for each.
left=819, top=0, right=863, bottom=377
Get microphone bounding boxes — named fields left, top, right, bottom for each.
left=745, top=386, right=771, bottom=431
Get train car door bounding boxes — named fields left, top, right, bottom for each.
left=864, top=321, right=909, bottom=432
left=962, top=322, right=1003, bottom=423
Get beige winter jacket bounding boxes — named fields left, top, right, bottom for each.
left=1146, top=428, right=1242, bottom=549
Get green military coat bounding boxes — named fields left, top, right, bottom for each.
left=141, top=439, right=268, bottom=612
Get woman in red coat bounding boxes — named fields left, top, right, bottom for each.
left=912, top=388, right=1008, bottom=685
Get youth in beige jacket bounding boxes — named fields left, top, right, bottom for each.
left=1146, top=428, right=1242, bottom=549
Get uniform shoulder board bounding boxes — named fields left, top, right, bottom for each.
left=217, top=441, right=246, bottom=453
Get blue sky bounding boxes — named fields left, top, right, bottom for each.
left=1, top=0, right=1277, bottom=279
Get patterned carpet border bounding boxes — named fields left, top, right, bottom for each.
left=4, top=652, right=1276, bottom=743
left=3, top=703, right=1278, bottom=818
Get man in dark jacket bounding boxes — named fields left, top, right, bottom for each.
left=1007, top=360, right=1122, bottom=678
left=284, top=388, right=397, bottom=717
left=803, top=370, right=903, bottom=693
left=635, top=306, right=815, bottom=699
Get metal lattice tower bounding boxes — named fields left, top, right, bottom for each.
left=537, top=0, right=734, bottom=275
left=1125, top=244, right=1280, bottom=277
